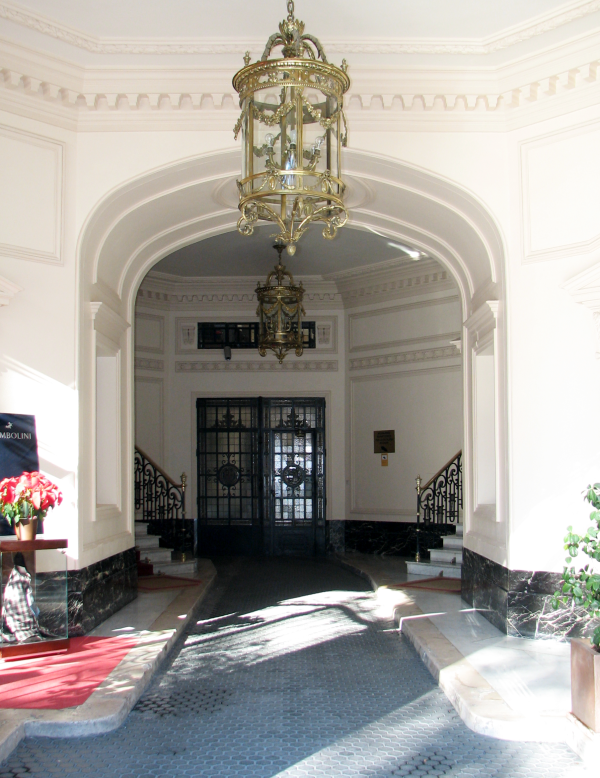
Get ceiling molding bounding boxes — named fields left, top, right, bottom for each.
left=349, top=345, right=460, bottom=371
left=175, top=359, right=338, bottom=373
left=1, top=56, right=598, bottom=134
left=1, top=0, right=598, bottom=56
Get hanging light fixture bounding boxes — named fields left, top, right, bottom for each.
left=233, top=0, right=350, bottom=256
left=256, top=243, right=305, bottom=363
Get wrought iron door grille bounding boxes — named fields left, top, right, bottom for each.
left=197, top=397, right=326, bottom=555
left=197, top=399, right=260, bottom=526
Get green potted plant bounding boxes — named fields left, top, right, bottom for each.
left=552, top=483, right=600, bottom=733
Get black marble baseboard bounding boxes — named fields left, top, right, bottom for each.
left=344, top=519, right=457, bottom=558
left=462, top=547, right=598, bottom=639
left=67, top=548, right=138, bottom=636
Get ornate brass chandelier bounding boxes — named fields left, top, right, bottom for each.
left=233, top=0, right=350, bottom=256
left=256, top=243, right=305, bottom=363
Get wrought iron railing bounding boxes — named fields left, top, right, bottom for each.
left=414, top=451, right=462, bottom=562
left=135, top=446, right=196, bottom=554
left=134, top=446, right=186, bottom=521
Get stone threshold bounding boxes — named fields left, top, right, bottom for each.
left=0, top=559, right=217, bottom=764
left=335, top=553, right=600, bottom=765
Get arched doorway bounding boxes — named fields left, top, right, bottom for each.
left=78, top=148, right=507, bottom=562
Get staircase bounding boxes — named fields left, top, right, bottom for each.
left=135, top=521, right=197, bottom=578
left=406, top=523, right=463, bottom=579
left=406, top=451, right=463, bottom=580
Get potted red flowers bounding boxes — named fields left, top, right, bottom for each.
left=0, top=471, right=63, bottom=540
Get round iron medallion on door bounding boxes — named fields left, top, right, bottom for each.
left=218, top=462, right=241, bottom=488
left=281, top=463, right=306, bottom=489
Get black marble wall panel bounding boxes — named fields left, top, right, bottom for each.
left=344, top=520, right=457, bottom=558
left=67, top=548, right=138, bottom=636
left=327, top=520, right=345, bottom=554
left=462, top=547, right=598, bottom=639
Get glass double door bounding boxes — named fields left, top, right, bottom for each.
left=196, top=398, right=326, bottom=556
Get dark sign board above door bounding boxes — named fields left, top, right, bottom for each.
left=373, top=430, right=395, bottom=454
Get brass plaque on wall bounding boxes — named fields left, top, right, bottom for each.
left=374, top=430, right=395, bottom=453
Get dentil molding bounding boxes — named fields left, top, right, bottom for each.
left=175, top=360, right=338, bottom=373
left=1, top=52, right=598, bottom=132
left=1, top=0, right=598, bottom=56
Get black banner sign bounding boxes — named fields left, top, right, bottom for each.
left=0, top=414, right=40, bottom=535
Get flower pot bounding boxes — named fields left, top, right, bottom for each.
left=14, top=517, right=38, bottom=541
left=571, top=637, right=600, bottom=732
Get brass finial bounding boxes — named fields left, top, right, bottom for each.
left=341, top=59, right=348, bottom=73
left=243, top=51, right=251, bottom=66
left=181, top=472, right=187, bottom=492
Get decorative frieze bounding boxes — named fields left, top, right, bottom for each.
left=1, top=51, right=598, bottom=132
left=175, top=360, right=338, bottom=373
left=350, top=345, right=459, bottom=371
left=134, top=357, right=164, bottom=371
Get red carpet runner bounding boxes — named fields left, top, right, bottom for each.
left=0, top=636, right=137, bottom=709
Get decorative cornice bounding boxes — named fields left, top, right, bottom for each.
left=350, top=345, right=459, bottom=371
left=0, top=53, right=598, bottom=133
left=1, top=0, right=598, bottom=56
left=0, top=274, right=21, bottom=307
left=175, top=360, right=338, bottom=373
left=137, top=272, right=343, bottom=311
left=338, top=263, right=455, bottom=307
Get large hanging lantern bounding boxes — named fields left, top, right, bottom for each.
left=256, top=244, right=305, bottom=363
left=233, top=0, right=350, bottom=255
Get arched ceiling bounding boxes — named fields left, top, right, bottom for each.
left=153, top=224, right=423, bottom=279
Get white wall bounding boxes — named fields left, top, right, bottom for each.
left=347, top=286, right=463, bottom=522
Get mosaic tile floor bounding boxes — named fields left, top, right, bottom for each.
left=0, top=557, right=588, bottom=777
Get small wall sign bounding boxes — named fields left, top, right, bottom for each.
left=381, top=454, right=388, bottom=467
left=373, top=430, right=395, bottom=454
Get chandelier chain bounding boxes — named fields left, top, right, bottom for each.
left=287, top=1, right=294, bottom=21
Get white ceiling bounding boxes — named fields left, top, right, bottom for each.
left=153, top=224, right=420, bottom=279
left=1, top=0, right=597, bottom=68
left=2, top=0, right=571, bottom=41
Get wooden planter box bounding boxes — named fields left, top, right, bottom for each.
left=571, top=638, right=600, bottom=732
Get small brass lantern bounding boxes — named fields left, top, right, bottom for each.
left=256, top=244, right=305, bottom=363
left=233, top=0, right=350, bottom=255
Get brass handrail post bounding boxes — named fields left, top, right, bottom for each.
left=415, top=475, right=422, bottom=563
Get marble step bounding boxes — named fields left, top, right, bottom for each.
left=152, top=559, right=198, bottom=577
left=405, top=560, right=462, bottom=580
left=136, top=534, right=161, bottom=550
left=430, top=548, right=463, bottom=564
left=442, top=535, right=463, bottom=550
left=139, top=547, right=174, bottom=565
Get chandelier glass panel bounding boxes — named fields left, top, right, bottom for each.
left=233, top=0, right=350, bottom=254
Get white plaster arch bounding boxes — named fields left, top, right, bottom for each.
left=77, top=146, right=508, bottom=566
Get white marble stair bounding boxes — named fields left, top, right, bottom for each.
left=135, top=522, right=197, bottom=578
left=406, top=523, right=463, bottom=580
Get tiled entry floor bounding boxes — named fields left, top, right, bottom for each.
left=0, top=558, right=587, bottom=778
